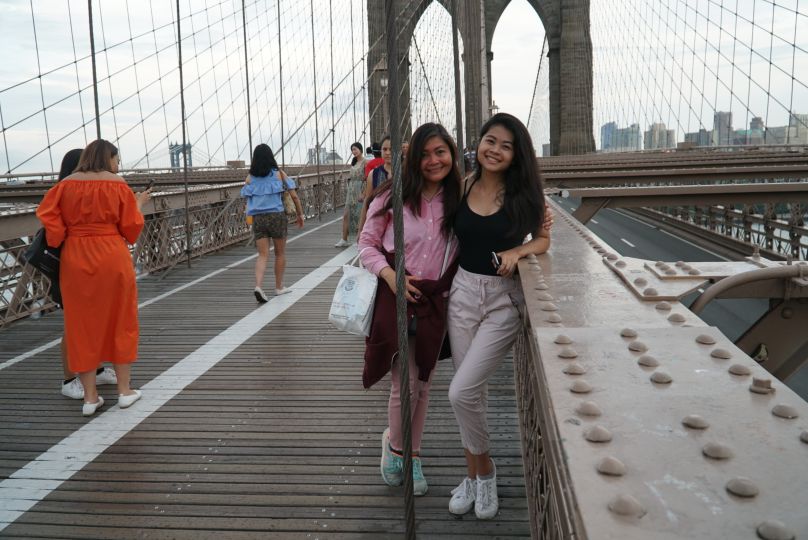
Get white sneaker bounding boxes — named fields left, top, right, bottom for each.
left=82, top=396, right=104, bottom=416
left=334, top=239, right=350, bottom=247
left=275, top=287, right=292, bottom=296
left=96, top=367, right=117, bottom=385
left=449, top=477, right=476, bottom=515
left=61, top=378, right=84, bottom=400
left=254, top=287, right=269, bottom=303
left=475, top=462, right=499, bottom=520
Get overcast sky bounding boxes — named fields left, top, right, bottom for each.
left=1, top=0, right=806, bottom=174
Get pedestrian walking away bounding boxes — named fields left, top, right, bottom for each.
left=241, top=143, right=305, bottom=302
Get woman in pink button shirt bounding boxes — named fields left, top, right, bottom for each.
left=359, top=122, right=462, bottom=496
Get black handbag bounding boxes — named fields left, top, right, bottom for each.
left=21, top=228, right=62, bottom=305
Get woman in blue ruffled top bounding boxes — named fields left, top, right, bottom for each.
left=241, top=144, right=304, bottom=303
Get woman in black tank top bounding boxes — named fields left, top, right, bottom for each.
left=446, top=113, right=551, bottom=520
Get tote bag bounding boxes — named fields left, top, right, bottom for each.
left=328, top=250, right=377, bottom=337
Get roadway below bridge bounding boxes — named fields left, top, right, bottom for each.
left=552, top=195, right=808, bottom=399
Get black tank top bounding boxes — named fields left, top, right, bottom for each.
left=454, top=179, right=523, bottom=276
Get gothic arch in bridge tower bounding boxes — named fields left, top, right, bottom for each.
left=367, top=0, right=594, bottom=155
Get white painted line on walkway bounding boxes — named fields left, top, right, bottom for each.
left=590, top=219, right=598, bottom=224
left=0, top=217, right=342, bottom=372
left=658, top=229, right=731, bottom=261
left=0, top=246, right=357, bottom=530
left=620, top=238, right=636, bottom=248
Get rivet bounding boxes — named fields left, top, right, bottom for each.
left=563, top=362, right=587, bottom=375
left=616, top=260, right=627, bottom=268
left=537, top=292, right=554, bottom=301
left=584, top=425, right=613, bottom=443
left=725, top=477, right=759, bottom=498
left=597, top=249, right=607, bottom=255
left=689, top=269, right=701, bottom=275
left=593, top=244, right=602, bottom=250
left=576, top=401, right=602, bottom=417
left=558, top=347, right=578, bottom=359
left=597, top=456, right=626, bottom=476
left=634, top=277, right=648, bottom=287
left=535, top=283, right=549, bottom=290
left=681, top=414, right=709, bottom=429
left=702, top=441, right=733, bottom=460
left=605, top=253, right=618, bottom=261
left=665, top=269, right=676, bottom=276
left=771, top=404, right=798, bottom=419
left=570, top=380, right=593, bottom=394
left=729, top=364, right=751, bottom=376
left=655, top=261, right=665, bottom=268
left=800, top=430, right=808, bottom=444
left=541, top=302, right=559, bottom=311
left=675, top=261, right=685, bottom=267
left=696, top=334, right=716, bottom=345
left=655, top=301, right=671, bottom=311
left=710, top=348, right=732, bottom=360
left=554, top=334, right=572, bottom=345
left=756, top=520, right=795, bottom=540
left=628, top=341, right=648, bottom=352
left=650, top=371, right=672, bottom=384
left=637, top=355, right=659, bottom=368
left=607, top=494, right=645, bottom=518
left=681, top=264, right=692, bottom=271
left=659, top=264, right=671, bottom=271
left=668, top=313, right=686, bottom=323
left=620, top=328, right=638, bottom=338
left=643, top=287, right=659, bottom=296
left=750, top=377, right=775, bottom=395
left=546, top=313, right=563, bottom=323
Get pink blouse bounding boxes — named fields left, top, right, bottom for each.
left=358, top=189, right=457, bottom=280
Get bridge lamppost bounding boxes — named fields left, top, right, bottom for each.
left=488, top=100, right=499, bottom=118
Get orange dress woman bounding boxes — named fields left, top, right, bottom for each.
left=36, top=140, right=150, bottom=416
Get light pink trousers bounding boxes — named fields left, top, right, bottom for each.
left=447, top=267, right=523, bottom=455
left=389, top=337, right=435, bottom=453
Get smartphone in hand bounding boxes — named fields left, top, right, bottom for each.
left=491, top=251, right=501, bottom=270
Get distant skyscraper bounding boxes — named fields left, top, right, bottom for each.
left=644, top=122, right=675, bottom=150
left=713, top=111, right=733, bottom=145
left=684, top=128, right=712, bottom=147
left=790, top=113, right=808, bottom=144
left=601, top=121, right=617, bottom=151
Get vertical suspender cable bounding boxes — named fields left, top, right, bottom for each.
left=383, top=1, right=415, bottom=538
left=87, top=0, right=101, bottom=139
left=176, top=0, right=191, bottom=268
left=241, top=0, right=252, bottom=154
left=451, top=0, right=465, bottom=176
left=361, top=0, right=367, bottom=141
left=310, top=0, right=322, bottom=220
left=276, top=0, right=285, bottom=168
left=329, top=0, right=337, bottom=206
left=350, top=0, right=357, bottom=142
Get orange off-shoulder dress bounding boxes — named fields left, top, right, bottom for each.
left=36, top=178, right=144, bottom=373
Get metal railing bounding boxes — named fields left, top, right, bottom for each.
left=0, top=170, right=347, bottom=327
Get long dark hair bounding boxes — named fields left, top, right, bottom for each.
left=350, top=142, right=362, bottom=166
left=474, top=113, right=544, bottom=239
left=373, top=123, right=461, bottom=238
left=249, top=143, right=279, bottom=177
left=58, top=148, right=83, bottom=181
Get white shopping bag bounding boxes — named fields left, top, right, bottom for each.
left=329, top=255, right=378, bottom=336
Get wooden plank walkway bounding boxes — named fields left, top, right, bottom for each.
left=0, top=212, right=530, bottom=539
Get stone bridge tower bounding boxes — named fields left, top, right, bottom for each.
left=367, top=0, right=595, bottom=155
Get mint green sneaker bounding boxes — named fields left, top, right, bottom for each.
left=412, top=456, right=428, bottom=496
left=381, top=428, right=403, bottom=486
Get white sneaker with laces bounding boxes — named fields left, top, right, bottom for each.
left=254, top=287, right=269, bottom=303
left=449, top=477, right=476, bottom=515
left=61, top=378, right=84, bottom=400
left=334, top=239, right=350, bottom=247
left=96, top=367, right=118, bottom=385
left=475, top=462, right=499, bottom=520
